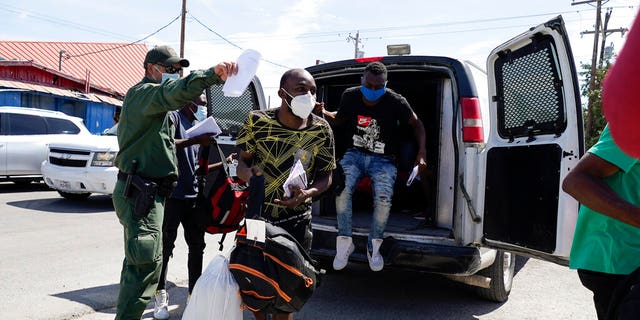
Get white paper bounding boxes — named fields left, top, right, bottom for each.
left=185, top=116, right=222, bottom=138
left=245, top=219, right=266, bottom=243
left=283, top=159, right=308, bottom=198
left=406, top=165, right=420, bottom=186
left=222, top=49, right=262, bottom=97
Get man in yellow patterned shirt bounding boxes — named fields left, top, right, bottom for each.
left=236, top=68, right=336, bottom=320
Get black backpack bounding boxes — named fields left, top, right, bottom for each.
left=228, top=175, right=324, bottom=313
left=195, top=142, right=248, bottom=250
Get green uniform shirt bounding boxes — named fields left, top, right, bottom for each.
left=115, top=68, right=223, bottom=179
left=236, top=108, right=336, bottom=220
left=569, top=126, right=640, bottom=275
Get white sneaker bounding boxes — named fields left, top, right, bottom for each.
left=333, top=236, right=355, bottom=270
left=367, top=239, right=384, bottom=272
left=153, top=289, right=170, bottom=320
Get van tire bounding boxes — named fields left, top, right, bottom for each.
left=58, top=191, right=91, bottom=200
left=475, top=250, right=515, bottom=302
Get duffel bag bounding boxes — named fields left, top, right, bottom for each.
left=229, top=221, right=324, bottom=314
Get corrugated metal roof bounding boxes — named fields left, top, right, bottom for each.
left=0, top=79, right=122, bottom=106
left=0, top=41, right=148, bottom=97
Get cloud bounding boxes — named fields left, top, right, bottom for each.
left=181, top=0, right=328, bottom=105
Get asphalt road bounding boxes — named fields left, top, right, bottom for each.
left=0, top=182, right=597, bottom=320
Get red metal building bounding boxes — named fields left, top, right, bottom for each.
left=0, top=41, right=148, bottom=134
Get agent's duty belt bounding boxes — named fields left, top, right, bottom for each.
left=117, top=171, right=164, bottom=185
left=118, top=171, right=176, bottom=197
left=117, top=170, right=177, bottom=218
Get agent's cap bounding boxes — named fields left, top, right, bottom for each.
left=143, top=45, right=189, bottom=68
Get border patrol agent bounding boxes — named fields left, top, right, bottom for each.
left=113, top=45, right=237, bottom=320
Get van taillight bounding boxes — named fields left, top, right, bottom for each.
left=461, top=97, right=484, bottom=143
left=355, top=57, right=383, bottom=63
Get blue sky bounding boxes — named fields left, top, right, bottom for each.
left=0, top=0, right=637, bottom=104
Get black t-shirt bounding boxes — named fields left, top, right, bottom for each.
left=335, top=87, right=413, bottom=156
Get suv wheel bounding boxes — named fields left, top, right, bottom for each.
left=12, top=179, right=34, bottom=186
left=58, top=191, right=91, bottom=200
left=475, top=250, right=515, bottom=302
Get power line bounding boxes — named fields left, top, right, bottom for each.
left=65, top=14, right=182, bottom=59
left=0, top=3, right=136, bottom=41
left=187, top=13, right=243, bottom=50
left=228, top=17, right=584, bottom=47
left=2, top=1, right=635, bottom=65
left=188, top=13, right=290, bottom=69
left=190, top=6, right=635, bottom=44
left=3, top=2, right=634, bottom=47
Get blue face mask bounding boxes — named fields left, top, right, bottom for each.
left=361, top=83, right=387, bottom=102
left=161, top=73, right=179, bottom=83
left=154, top=65, right=180, bottom=83
left=192, top=106, right=207, bottom=122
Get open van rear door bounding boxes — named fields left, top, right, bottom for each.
left=479, top=16, right=584, bottom=265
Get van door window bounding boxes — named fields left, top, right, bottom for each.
left=494, top=35, right=565, bottom=141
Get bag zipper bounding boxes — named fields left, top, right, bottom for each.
left=240, top=289, right=275, bottom=301
left=263, top=252, right=314, bottom=288
left=229, top=263, right=292, bottom=302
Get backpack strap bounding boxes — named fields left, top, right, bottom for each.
left=213, top=140, right=231, bottom=178
left=247, top=175, right=265, bottom=219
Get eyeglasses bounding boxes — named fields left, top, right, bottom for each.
left=157, top=64, right=181, bottom=74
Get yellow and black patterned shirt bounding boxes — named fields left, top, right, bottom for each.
left=236, top=108, right=336, bottom=220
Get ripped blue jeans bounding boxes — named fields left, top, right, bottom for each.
left=336, top=148, right=397, bottom=250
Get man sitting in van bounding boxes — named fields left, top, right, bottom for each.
left=320, top=61, right=427, bottom=271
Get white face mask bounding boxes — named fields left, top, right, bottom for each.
left=284, top=90, right=316, bottom=119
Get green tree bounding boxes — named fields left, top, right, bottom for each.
left=579, top=60, right=611, bottom=149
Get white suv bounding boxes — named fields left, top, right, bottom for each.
left=0, top=106, right=91, bottom=184
left=41, top=127, right=118, bottom=199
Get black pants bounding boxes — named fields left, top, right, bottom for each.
left=157, top=197, right=206, bottom=294
left=578, top=269, right=627, bottom=320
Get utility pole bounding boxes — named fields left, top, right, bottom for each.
left=58, top=49, right=66, bottom=71
left=572, top=0, right=628, bottom=139
left=179, top=0, right=187, bottom=77
left=347, top=31, right=362, bottom=58
left=573, top=0, right=602, bottom=139
left=598, top=8, right=612, bottom=67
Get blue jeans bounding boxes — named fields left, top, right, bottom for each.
left=336, top=149, right=397, bottom=250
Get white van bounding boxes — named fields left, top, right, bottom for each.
left=210, top=16, right=583, bottom=302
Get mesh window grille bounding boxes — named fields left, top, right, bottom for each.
left=495, top=36, right=565, bottom=139
left=206, top=83, right=256, bottom=135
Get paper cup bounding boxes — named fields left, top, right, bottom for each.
left=222, top=49, right=262, bottom=97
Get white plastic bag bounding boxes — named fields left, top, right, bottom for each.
left=182, top=254, right=243, bottom=320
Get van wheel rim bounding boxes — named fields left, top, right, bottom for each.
left=503, top=252, right=513, bottom=283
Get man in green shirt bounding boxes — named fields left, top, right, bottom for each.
left=563, top=125, right=640, bottom=320
left=113, top=45, right=236, bottom=320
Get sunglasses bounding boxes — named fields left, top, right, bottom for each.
left=157, top=64, right=181, bottom=74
